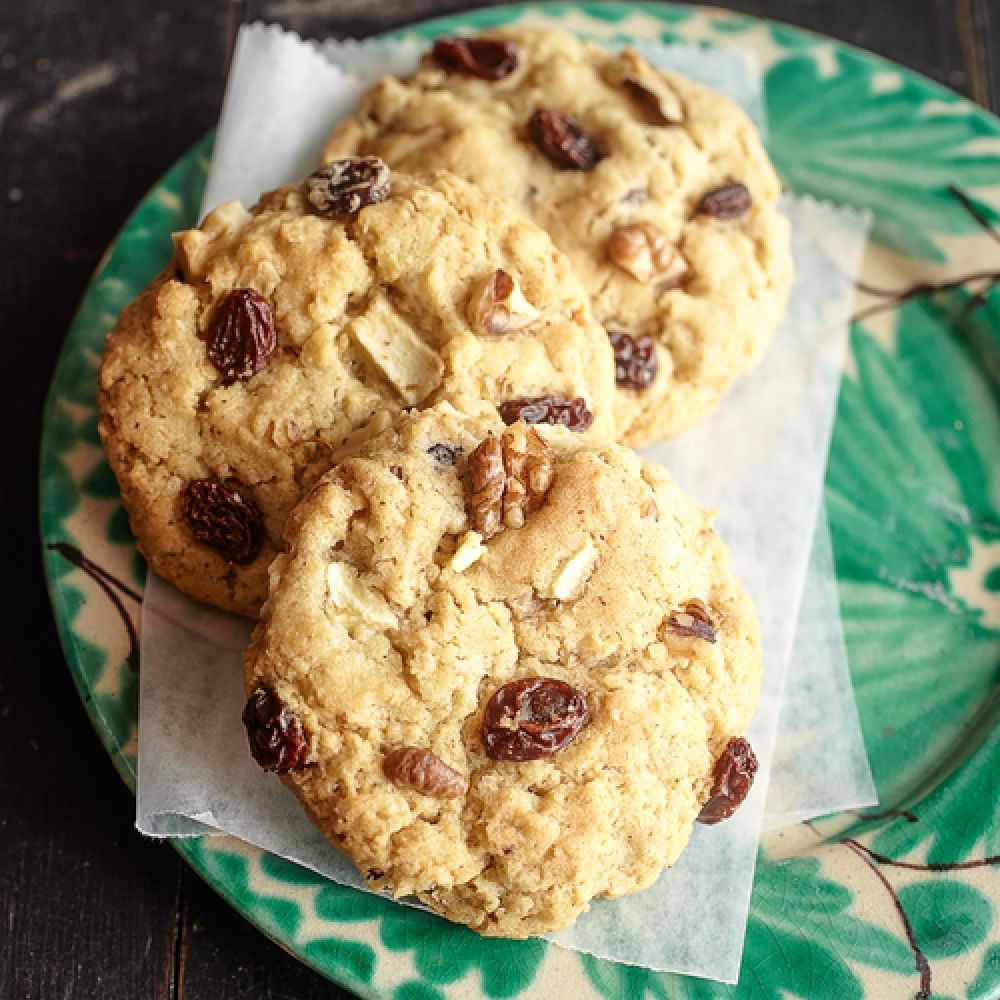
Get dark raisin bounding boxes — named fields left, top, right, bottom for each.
left=698, top=737, right=758, bottom=824
left=389, top=465, right=404, bottom=480
left=432, top=36, right=518, bottom=80
left=427, top=443, right=461, bottom=466
left=609, top=331, right=658, bottom=390
left=483, top=677, right=589, bottom=761
left=205, top=289, right=276, bottom=380
left=527, top=110, right=601, bottom=170
left=181, top=478, right=265, bottom=564
left=499, top=395, right=594, bottom=432
left=697, top=182, right=752, bottom=221
left=307, top=156, right=391, bottom=217
left=242, top=686, right=309, bottom=773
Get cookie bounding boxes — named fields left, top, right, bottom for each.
left=324, top=27, right=794, bottom=446
left=242, top=405, right=761, bottom=937
left=98, top=166, right=617, bottom=617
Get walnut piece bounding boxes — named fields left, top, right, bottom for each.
left=607, top=222, right=688, bottom=284
left=664, top=598, right=718, bottom=643
left=467, top=421, right=553, bottom=539
left=615, top=49, right=685, bottom=125
left=383, top=747, right=468, bottom=799
left=468, top=268, right=542, bottom=335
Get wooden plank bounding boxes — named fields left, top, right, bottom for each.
left=245, top=0, right=980, bottom=110
left=0, top=0, right=229, bottom=997
left=0, top=620, right=181, bottom=999
left=975, top=0, right=1000, bottom=111
left=176, top=870, right=357, bottom=999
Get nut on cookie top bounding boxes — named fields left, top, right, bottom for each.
left=324, top=27, right=795, bottom=446
left=243, top=405, right=761, bottom=937
left=97, top=163, right=616, bottom=617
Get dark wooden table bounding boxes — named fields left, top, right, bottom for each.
left=3, top=1, right=998, bottom=997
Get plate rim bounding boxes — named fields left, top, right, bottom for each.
left=38, top=3, right=1000, bottom=998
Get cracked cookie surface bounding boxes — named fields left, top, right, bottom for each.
left=243, top=405, right=761, bottom=937
left=97, top=169, right=616, bottom=616
left=324, top=27, right=794, bottom=446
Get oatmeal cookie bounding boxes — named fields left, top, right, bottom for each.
left=324, top=28, right=794, bottom=445
left=97, top=165, right=616, bottom=616
left=242, top=405, right=761, bottom=936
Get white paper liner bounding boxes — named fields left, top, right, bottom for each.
left=137, top=26, right=875, bottom=982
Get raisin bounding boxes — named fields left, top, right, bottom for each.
left=427, top=443, right=461, bottom=466
left=432, top=36, right=518, bottom=80
left=483, top=677, right=589, bottom=761
left=609, top=331, right=658, bottom=389
left=664, top=598, right=717, bottom=643
left=307, top=156, right=391, bottom=217
left=383, top=747, right=468, bottom=798
left=698, top=737, right=758, bottom=824
left=697, top=182, right=752, bottom=221
left=527, top=110, right=601, bottom=170
left=181, top=478, right=265, bottom=564
left=205, top=289, right=276, bottom=380
left=242, top=686, right=309, bottom=773
left=499, top=395, right=594, bottom=432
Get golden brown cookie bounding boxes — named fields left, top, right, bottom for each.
left=242, top=405, right=762, bottom=936
left=325, top=28, right=794, bottom=446
left=98, top=166, right=616, bottom=616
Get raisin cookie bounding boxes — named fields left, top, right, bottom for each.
left=98, top=165, right=616, bottom=617
left=242, top=405, right=761, bottom=937
left=324, top=27, right=794, bottom=447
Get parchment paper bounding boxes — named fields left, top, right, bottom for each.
left=137, top=26, right=875, bottom=982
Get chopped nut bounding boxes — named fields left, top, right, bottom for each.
left=349, top=297, right=443, bottom=405
left=607, top=222, right=687, bottom=284
left=664, top=598, right=718, bottom=643
left=327, top=562, right=397, bottom=628
left=383, top=747, right=468, bottom=798
left=468, top=269, right=542, bottom=335
left=468, top=434, right=505, bottom=539
left=467, top=422, right=554, bottom=540
left=450, top=530, right=486, bottom=572
left=539, top=538, right=599, bottom=600
left=615, top=49, right=685, bottom=125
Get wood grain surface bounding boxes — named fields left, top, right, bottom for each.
left=3, top=1, right=998, bottom=997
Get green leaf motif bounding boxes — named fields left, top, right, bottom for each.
left=897, top=881, right=993, bottom=960
left=380, top=906, right=546, bottom=997
left=968, top=943, right=1000, bottom=1000
left=828, top=297, right=1000, bottom=804
left=583, top=858, right=913, bottom=999
left=767, top=51, right=1000, bottom=261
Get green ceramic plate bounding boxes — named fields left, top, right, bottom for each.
left=40, top=3, right=1000, bottom=998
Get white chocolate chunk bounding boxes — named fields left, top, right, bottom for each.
left=327, top=562, right=397, bottom=627
left=349, top=297, right=443, bottom=405
left=539, top=538, right=599, bottom=600
left=450, top=531, right=486, bottom=572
